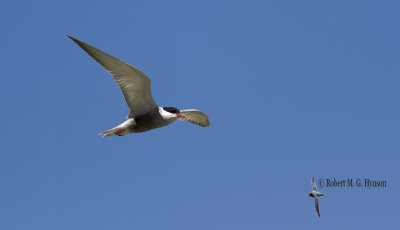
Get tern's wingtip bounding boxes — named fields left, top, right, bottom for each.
left=66, top=35, right=78, bottom=42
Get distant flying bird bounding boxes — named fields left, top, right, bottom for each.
left=309, top=176, right=325, bottom=217
left=67, top=36, right=210, bottom=137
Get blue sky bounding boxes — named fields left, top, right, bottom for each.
left=1, top=0, right=399, bottom=229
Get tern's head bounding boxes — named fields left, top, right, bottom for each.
left=308, top=193, right=313, bottom=197
left=160, top=107, right=186, bottom=119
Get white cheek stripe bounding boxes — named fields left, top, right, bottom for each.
left=159, top=107, right=177, bottom=119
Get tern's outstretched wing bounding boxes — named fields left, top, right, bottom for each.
left=314, top=197, right=320, bottom=217
left=312, top=176, right=317, bottom=191
left=68, top=36, right=158, bottom=118
left=178, top=109, right=210, bottom=127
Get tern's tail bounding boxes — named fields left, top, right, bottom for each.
left=99, top=119, right=135, bottom=137
left=99, top=127, right=118, bottom=137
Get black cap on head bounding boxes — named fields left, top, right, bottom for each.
left=163, top=107, right=180, bottom=114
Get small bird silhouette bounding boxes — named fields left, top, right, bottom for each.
left=308, top=176, right=325, bottom=217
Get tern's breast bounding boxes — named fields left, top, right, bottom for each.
left=130, top=110, right=176, bottom=133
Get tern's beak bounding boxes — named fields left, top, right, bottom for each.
left=177, top=113, right=186, bottom=118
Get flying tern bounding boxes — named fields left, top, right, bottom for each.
left=309, top=176, right=325, bottom=217
left=67, top=36, right=210, bottom=137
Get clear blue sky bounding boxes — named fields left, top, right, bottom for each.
left=1, top=0, right=399, bottom=229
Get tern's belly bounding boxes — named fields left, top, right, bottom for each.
left=129, top=113, right=176, bottom=133
left=130, top=120, right=174, bottom=133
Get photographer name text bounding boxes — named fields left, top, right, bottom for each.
left=318, top=178, right=386, bottom=189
